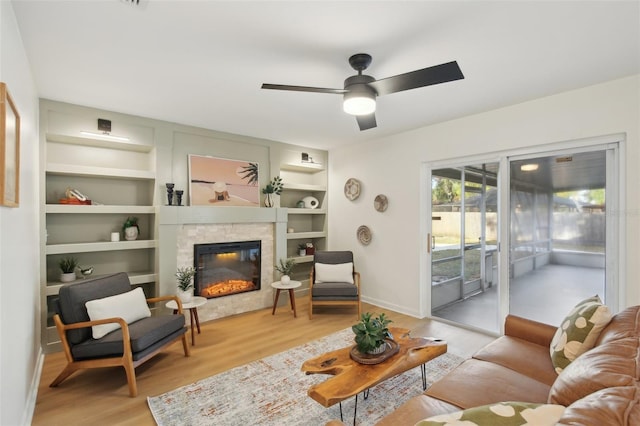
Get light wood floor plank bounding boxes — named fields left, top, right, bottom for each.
left=33, top=299, right=494, bottom=425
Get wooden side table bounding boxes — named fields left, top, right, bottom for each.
left=271, top=280, right=302, bottom=317
left=166, top=296, right=207, bottom=345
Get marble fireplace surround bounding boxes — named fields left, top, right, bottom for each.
left=158, top=206, right=289, bottom=323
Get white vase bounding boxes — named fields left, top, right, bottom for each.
left=177, top=288, right=193, bottom=303
left=280, top=275, right=291, bottom=285
left=124, top=226, right=139, bottom=241
left=264, top=193, right=274, bottom=207
left=60, top=272, right=76, bottom=283
left=367, top=341, right=389, bottom=355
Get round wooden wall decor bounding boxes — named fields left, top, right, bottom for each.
left=374, top=194, right=388, bottom=212
left=344, top=178, right=361, bottom=201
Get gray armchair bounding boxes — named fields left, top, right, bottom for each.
left=50, top=272, right=190, bottom=397
left=309, top=251, right=361, bottom=319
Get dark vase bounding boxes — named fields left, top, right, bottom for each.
left=166, top=183, right=174, bottom=205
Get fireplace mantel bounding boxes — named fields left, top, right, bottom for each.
left=158, top=206, right=288, bottom=225
left=157, top=205, right=289, bottom=322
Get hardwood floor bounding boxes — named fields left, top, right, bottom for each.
left=32, top=299, right=494, bottom=425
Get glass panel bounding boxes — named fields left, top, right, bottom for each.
left=431, top=162, right=500, bottom=332
left=509, top=152, right=606, bottom=325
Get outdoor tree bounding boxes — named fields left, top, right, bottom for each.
left=432, top=178, right=461, bottom=204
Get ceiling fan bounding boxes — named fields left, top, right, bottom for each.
left=261, top=53, right=464, bottom=131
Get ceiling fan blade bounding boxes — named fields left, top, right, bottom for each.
left=356, top=113, right=377, bottom=131
left=370, top=61, right=464, bottom=96
left=261, top=83, right=346, bottom=95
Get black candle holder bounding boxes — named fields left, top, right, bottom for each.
left=175, top=190, right=184, bottom=206
left=166, top=183, right=175, bottom=205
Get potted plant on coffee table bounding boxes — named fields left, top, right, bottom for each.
left=352, top=312, right=393, bottom=355
left=275, top=258, right=296, bottom=285
left=59, top=257, right=79, bottom=282
left=176, top=266, right=196, bottom=303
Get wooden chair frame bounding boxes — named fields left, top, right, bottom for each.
left=308, top=267, right=361, bottom=319
left=50, top=295, right=190, bottom=397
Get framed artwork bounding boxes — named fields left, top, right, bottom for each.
left=0, top=83, right=20, bottom=207
left=188, top=154, right=259, bottom=206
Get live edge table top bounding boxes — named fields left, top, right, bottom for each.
left=301, top=327, right=447, bottom=408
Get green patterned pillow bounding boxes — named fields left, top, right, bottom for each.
left=415, top=402, right=565, bottom=426
left=549, top=295, right=612, bottom=373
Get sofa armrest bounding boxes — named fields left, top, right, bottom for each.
left=504, top=314, right=556, bottom=347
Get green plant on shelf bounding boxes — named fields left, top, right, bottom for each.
left=58, top=257, right=78, bottom=273
left=262, top=176, right=283, bottom=195
left=122, top=216, right=139, bottom=232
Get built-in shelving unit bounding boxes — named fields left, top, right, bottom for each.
left=278, top=150, right=328, bottom=284
left=40, top=103, right=158, bottom=351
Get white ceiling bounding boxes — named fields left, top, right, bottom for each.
left=11, top=1, right=640, bottom=150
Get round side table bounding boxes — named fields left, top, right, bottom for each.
left=166, top=296, right=207, bottom=345
left=271, top=280, right=302, bottom=317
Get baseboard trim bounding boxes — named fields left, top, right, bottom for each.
left=21, top=346, right=45, bottom=425
left=361, top=296, right=422, bottom=318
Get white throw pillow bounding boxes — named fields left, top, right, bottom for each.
left=315, top=262, right=354, bottom=284
left=85, top=287, right=151, bottom=339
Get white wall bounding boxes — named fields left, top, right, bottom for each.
left=0, top=2, right=41, bottom=424
left=328, top=75, right=640, bottom=318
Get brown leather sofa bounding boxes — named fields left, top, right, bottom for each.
left=374, top=306, right=640, bottom=425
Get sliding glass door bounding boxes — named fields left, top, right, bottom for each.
left=430, top=163, right=500, bottom=332
left=508, top=150, right=609, bottom=325
left=426, top=138, right=619, bottom=332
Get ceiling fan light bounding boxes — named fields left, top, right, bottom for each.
left=343, top=89, right=376, bottom=116
left=520, top=163, right=539, bottom=172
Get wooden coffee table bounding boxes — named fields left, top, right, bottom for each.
left=301, top=327, right=447, bottom=423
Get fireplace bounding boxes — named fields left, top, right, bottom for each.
left=194, top=240, right=261, bottom=299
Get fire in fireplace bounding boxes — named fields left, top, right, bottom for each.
left=194, top=240, right=261, bottom=299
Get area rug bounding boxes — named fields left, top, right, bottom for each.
left=147, top=328, right=464, bottom=425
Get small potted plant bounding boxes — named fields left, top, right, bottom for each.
left=262, top=176, right=283, bottom=207
left=59, top=257, right=79, bottom=282
left=352, top=312, right=393, bottom=355
left=176, top=266, right=197, bottom=303
left=274, top=258, right=296, bottom=285
left=123, top=216, right=139, bottom=241
left=297, top=243, right=307, bottom=257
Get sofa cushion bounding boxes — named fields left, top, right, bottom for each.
left=425, top=359, right=551, bottom=409
left=375, top=395, right=461, bottom=426
left=71, top=314, right=185, bottom=360
left=596, top=305, right=640, bottom=346
left=549, top=295, right=612, bottom=373
left=415, top=401, right=565, bottom=426
left=85, top=287, right=151, bottom=339
left=314, top=262, right=354, bottom=284
left=557, top=386, right=640, bottom=425
left=548, top=337, right=639, bottom=406
left=473, top=335, right=557, bottom=386
left=311, top=282, right=358, bottom=299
